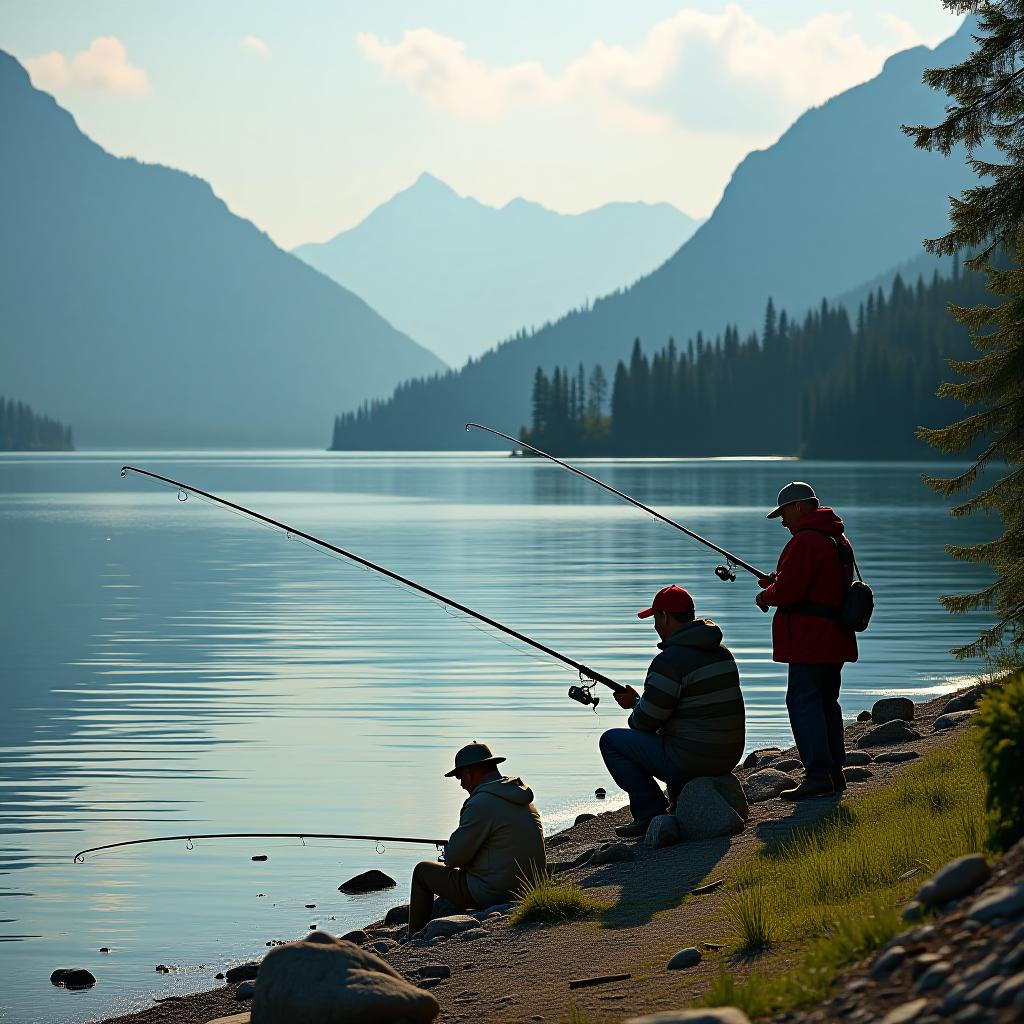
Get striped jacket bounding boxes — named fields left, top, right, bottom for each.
left=629, top=618, right=745, bottom=773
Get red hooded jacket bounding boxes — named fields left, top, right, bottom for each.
left=759, top=507, right=859, bottom=665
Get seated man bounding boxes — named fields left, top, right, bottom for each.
left=408, top=742, right=545, bottom=936
left=600, top=585, right=746, bottom=837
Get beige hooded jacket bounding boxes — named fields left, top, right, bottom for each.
left=443, top=775, right=545, bottom=907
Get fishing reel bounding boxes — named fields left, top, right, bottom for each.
left=568, top=682, right=599, bottom=708
left=715, top=561, right=737, bottom=583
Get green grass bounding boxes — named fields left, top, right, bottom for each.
left=702, top=731, right=987, bottom=1017
left=509, top=867, right=611, bottom=926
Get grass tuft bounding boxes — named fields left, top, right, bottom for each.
left=509, top=865, right=610, bottom=926
left=729, top=886, right=775, bottom=952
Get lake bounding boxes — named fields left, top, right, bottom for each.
left=0, top=450, right=994, bottom=1023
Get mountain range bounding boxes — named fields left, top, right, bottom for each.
left=294, top=176, right=700, bottom=367
left=0, top=50, right=445, bottom=448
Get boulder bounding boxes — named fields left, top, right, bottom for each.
left=844, top=751, right=873, bottom=766
left=249, top=930, right=438, bottom=1024
left=857, top=710, right=872, bottom=722
left=645, top=814, right=681, bottom=848
left=773, top=758, right=803, bottom=773
left=942, top=688, right=981, bottom=715
left=235, top=981, right=256, bottom=1000
left=226, top=962, right=260, bottom=983
left=675, top=776, right=747, bottom=839
left=341, top=930, right=368, bottom=944
left=50, top=968, right=96, bottom=989
left=383, top=905, right=409, bottom=927
left=368, top=939, right=398, bottom=955
left=871, top=697, right=915, bottom=724
left=625, top=1010, right=751, bottom=1024
left=338, top=869, right=397, bottom=895
left=843, top=766, right=873, bottom=782
left=574, top=812, right=597, bottom=824
left=743, top=768, right=794, bottom=803
left=591, top=842, right=635, bottom=865
left=873, top=750, right=920, bottom=764
left=416, top=965, right=451, bottom=980
left=933, top=710, right=978, bottom=732
left=419, top=915, right=479, bottom=940
left=667, top=947, right=702, bottom=970
left=915, top=855, right=991, bottom=908
left=742, top=748, right=783, bottom=770
left=967, top=884, right=1024, bottom=923
left=857, top=721, right=922, bottom=748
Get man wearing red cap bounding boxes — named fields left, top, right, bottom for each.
left=599, top=586, right=745, bottom=838
left=755, top=481, right=858, bottom=800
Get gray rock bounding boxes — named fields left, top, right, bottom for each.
left=773, top=758, right=803, bottom=772
left=625, top=1010, right=751, bottom=1024
left=250, top=930, right=439, bottom=1023
left=226, top=962, right=260, bottom=983
left=901, top=901, right=923, bottom=923
left=667, top=947, right=702, bottom=970
left=341, top=930, right=368, bottom=944
left=457, top=928, right=488, bottom=941
left=742, top=751, right=758, bottom=769
left=880, top=999, right=929, bottom=1024
left=967, top=884, right=1024, bottom=922
left=338, top=869, right=397, bottom=894
left=965, top=975, right=1002, bottom=1005
left=962, top=953, right=999, bottom=986
left=993, top=972, right=1024, bottom=1007
left=743, top=768, right=794, bottom=803
left=416, top=965, right=451, bottom=980
left=843, top=766, right=873, bottom=782
left=369, top=939, right=398, bottom=955
left=871, top=946, right=907, bottom=979
left=857, top=710, right=872, bottom=722
left=939, top=981, right=970, bottom=1015
left=844, top=750, right=873, bottom=766
left=50, top=968, right=96, bottom=989
left=591, top=842, right=635, bottom=865
left=235, top=981, right=256, bottom=1000
left=675, top=776, right=747, bottom=839
left=942, top=689, right=981, bottom=714
left=874, top=749, right=920, bottom=764
left=419, top=915, right=479, bottom=940
left=858, top=721, right=922, bottom=747
left=933, top=710, right=978, bottom=731
left=914, top=961, right=952, bottom=994
left=472, top=902, right=511, bottom=919
left=574, top=812, right=597, bottom=824
left=872, top=697, right=915, bottom=724
left=915, top=854, right=991, bottom=907
left=742, top=748, right=782, bottom=770
left=384, top=905, right=409, bottom=926
left=646, top=814, right=681, bottom=848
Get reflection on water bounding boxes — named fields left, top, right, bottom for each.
left=0, top=451, right=993, bottom=1023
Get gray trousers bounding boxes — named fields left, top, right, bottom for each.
left=409, top=860, right=478, bottom=935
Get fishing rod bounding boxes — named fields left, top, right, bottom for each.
left=466, top=423, right=768, bottom=582
left=120, top=465, right=623, bottom=706
left=74, top=832, right=445, bottom=863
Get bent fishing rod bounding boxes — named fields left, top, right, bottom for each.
left=466, top=423, right=768, bottom=582
left=120, top=465, right=622, bottom=705
left=74, top=831, right=445, bottom=864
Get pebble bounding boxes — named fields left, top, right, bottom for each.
left=967, top=884, right=1024, bottom=922
left=901, top=901, right=923, bottom=923
left=844, top=751, right=873, bottom=766
left=964, top=975, right=1002, bottom=1005
left=909, top=952, right=942, bottom=979
left=913, top=960, right=951, bottom=994
left=993, top=971, right=1024, bottom=1007
left=843, top=766, right=873, bottom=782
left=458, top=928, right=489, bottom=941
left=590, top=842, right=635, bottom=865
left=667, top=946, right=702, bottom=969
left=369, top=939, right=398, bottom=954
left=871, top=946, right=907, bottom=979
left=880, top=999, right=929, bottom=1023
left=417, top=964, right=451, bottom=979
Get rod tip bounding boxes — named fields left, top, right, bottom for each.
left=119, top=467, right=127, bottom=477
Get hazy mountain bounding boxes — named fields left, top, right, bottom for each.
left=330, top=18, right=980, bottom=450
left=294, top=175, right=700, bottom=367
left=0, top=51, right=445, bottom=448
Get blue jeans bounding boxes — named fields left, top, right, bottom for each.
left=786, top=663, right=845, bottom=778
left=599, top=728, right=692, bottom=822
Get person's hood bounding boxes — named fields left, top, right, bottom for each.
left=659, top=617, right=723, bottom=652
left=795, top=507, right=845, bottom=536
left=473, top=776, right=535, bottom=805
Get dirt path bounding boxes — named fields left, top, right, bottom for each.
left=98, top=688, right=979, bottom=1024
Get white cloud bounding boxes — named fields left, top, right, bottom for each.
left=25, top=36, right=150, bottom=96
left=241, top=35, right=270, bottom=58
left=358, top=5, right=944, bottom=130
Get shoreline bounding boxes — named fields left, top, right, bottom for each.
left=93, top=682, right=994, bottom=1024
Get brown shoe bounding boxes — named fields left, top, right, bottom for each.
left=780, top=776, right=834, bottom=801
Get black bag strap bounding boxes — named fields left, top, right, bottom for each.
left=783, top=531, right=860, bottom=619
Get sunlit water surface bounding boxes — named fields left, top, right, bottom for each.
left=0, top=451, right=994, bottom=1023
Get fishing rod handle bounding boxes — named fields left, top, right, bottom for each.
left=578, top=665, right=625, bottom=693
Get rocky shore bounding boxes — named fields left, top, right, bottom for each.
left=93, top=682, right=1016, bottom=1024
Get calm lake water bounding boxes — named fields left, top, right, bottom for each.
left=0, top=450, right=994, bottom=1023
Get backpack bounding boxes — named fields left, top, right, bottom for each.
left=787, top=533, right=874, bottom=633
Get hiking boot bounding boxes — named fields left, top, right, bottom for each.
left=830, top=770, right=847, bottom=793
left=780, top=775, right=834, bottom=801
left=614, top=818, right=653, bottom=839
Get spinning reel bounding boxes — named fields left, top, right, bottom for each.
left=715, top=560, right=738, bottom=582
left=568, top=679, right=600, bottom=709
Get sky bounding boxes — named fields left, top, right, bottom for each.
left=0, top=1, right=963, bottom=249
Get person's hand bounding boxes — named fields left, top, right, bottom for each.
left=615, top=684, right=640, bottom=709
left=755, top=591, right=770, bottom=613
left=757, top=572, right=777, bottom=588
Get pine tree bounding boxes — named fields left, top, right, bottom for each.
left=909, top=1, right=1024, bottom=660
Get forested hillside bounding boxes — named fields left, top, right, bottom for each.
left=511, top=263, right=987, bottom=459
left=0, top=397, right=73, bottom=450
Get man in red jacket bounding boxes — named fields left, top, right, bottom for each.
left=755, top=482, right=857, bottom=800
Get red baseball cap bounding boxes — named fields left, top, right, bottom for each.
left=637, top=585, right=695, bottom=619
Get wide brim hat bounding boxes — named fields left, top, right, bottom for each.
left=767, top=481, right=817, bottom=518
left=444, top=741, right=506, bottom=778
